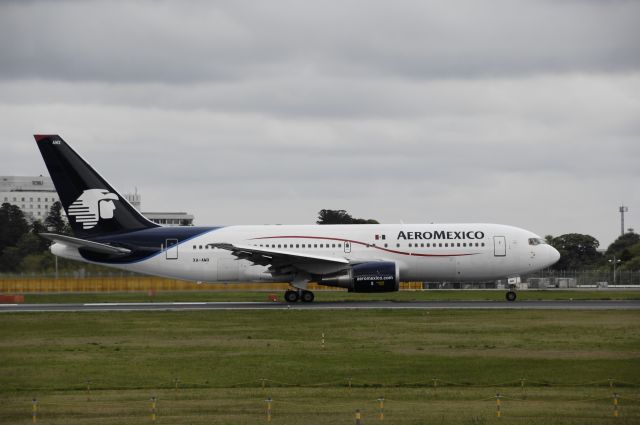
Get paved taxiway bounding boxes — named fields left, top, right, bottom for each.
left=1, top=300, right=639, bottom=312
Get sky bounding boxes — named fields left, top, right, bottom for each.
left=1, top=0, right=639, bottom=249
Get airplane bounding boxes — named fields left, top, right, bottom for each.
left=34, top=134, right=560, bottom=302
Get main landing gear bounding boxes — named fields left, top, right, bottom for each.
left=505, top=283, right=517, bottom=302
left=284, top=289, right=315, bottom=303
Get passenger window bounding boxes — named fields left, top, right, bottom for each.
left=481, top=243, right=485, bottom=247
left=384, top=243, right=388, bottom=248
left=278, top=244, right=281, bottom=248
left=338, top=244, right=342, bottom=248
left=199, top=245, right=202, bottom=249
left=192, top=245, right=196, bottom=249
left=396, top=243, right=400, bottom=248
left=314, top=244, right=317, bottom=248
left=408, top=243, right=412, bottom=247
left=439, top=243, right=442, bottom=247
left=332, top=244, right=336, bottom=248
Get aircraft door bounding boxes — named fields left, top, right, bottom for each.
left=493, top=236, right=506, bottom=257
left=344, top=241, right=351, bottom=253
left=165, top=238, right=179, bottom=260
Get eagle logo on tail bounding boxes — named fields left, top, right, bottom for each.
left=68, top=189, right=119, bottom=229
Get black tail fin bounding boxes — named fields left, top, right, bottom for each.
left=35, top=135, right=158, bottom=238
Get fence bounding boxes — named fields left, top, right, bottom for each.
left=1, top=271, right=638, bottom=293
left=0, top=276, right=427, bottom=293
left=524, top=269, right=640, bottom=286
left=0, top=277, right=319, bottom=293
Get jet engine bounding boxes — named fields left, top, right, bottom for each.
left=319, top=261, right=399, bottom=292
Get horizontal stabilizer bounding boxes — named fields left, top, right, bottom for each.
left=39, top=233, right=131, bottom=256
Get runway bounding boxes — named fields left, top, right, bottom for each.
left=1, top=300, right=639, bottom=312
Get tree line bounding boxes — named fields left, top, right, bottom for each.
left=545, top=232, right=640, bottom=272
left=0, top=202, right=79, bottom=273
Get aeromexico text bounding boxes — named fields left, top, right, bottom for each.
left=397, top=230, right=485, bottom=240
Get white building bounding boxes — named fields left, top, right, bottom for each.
left=0, top=176, right=60, bottom=221
left=143, top=212, right=195, bottom=226
left=123, top=192, right=194, bottom=227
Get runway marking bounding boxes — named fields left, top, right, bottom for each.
left=85, top=303, right=154, bottom=306
left=1, top=300, right=639, bottom=312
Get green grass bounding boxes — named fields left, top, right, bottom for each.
left=15, top=289, right=640, bottom=304
left=1, top=309, right=639, bottom=424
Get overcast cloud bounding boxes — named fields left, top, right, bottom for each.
left=1, top=0, right=639, bottom=248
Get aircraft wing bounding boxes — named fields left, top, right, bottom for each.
left=210, top=243, right=349, bottom=276
left=39, top=233, right=132, bottom=256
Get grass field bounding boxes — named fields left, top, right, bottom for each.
left=14, top=289, right=640, bottom=304
left=1, top=308, right=639, bottom=424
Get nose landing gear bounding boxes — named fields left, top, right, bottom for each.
left=284, top=289, right=315, bottom=303
left=505, top=283, right=517, bottom=302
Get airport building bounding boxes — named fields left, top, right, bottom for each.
left=142, top=211, right=195, bottom=226
left=123, top=191, right=194, bottom=226
left=0, top=175, right=60, bottom=221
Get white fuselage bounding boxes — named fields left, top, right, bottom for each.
left=53, top=223, right=560, bottom=284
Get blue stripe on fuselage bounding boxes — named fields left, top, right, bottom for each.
left=80, top=226, right=224, bottom=264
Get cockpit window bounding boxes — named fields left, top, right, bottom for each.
left=528, top=238, right=546, bottom=246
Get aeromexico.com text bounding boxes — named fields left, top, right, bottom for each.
left=397, top=231, right=485, bottom=240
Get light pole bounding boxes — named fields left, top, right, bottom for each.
left=608, top=256, right=621, bottom=285
left=619, top=205, right=628, bottom=236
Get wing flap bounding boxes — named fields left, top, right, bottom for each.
left=210, top=243, right=350, bottom=276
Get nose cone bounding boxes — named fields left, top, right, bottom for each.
left=547, top=245, right=561, bottom=266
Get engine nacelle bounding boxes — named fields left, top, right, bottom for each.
left=319, top=261, right=399, bottom=293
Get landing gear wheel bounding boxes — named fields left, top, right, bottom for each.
left=506, top=291, right=517, bottom=302
left=284, top=290, right=299, bottom=303
left=300, top=290, right=315, bottom=303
